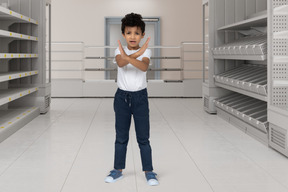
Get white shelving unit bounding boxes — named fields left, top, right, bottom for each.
left=0, top=87, right=38, bottom=105
left=0, top=29, right=38, bottom=40
left=0, top=70, right=38, bottom=82
left=214, top=93, right=268, bottom=138
left=212, top=34, right=267, bottom=61
left=268, top=0, right=288, bottom=157
left=0, top=106, right=39, bottom=141
left=203, top=0, right=270, bottom=144
left=204, top=0, right=288, bottom=156
left=0, top=0, right=51, bottom=143
left=214, top=65, right=267, bottom=97
left=218, top=12, right=267, bottom=31
left=0, top=5, right=38, bottom=23
left=0, top=53, right=38, bottom=58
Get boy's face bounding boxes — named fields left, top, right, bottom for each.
left=122, top=26, right=144, bottom=50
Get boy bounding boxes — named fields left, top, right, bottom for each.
left=105, top=13, right=159, bottom=186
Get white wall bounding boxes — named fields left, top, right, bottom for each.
left=51, top=0, right=203, bottom=46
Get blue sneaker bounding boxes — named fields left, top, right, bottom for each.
left=105, top=169, right=123, bottom=183
left=145, top=172, right=159, bottom=186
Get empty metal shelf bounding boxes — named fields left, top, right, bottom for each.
left=212, top=35, right=267, bottom=60
left=214, top=65, right=267, bottom=96
left=214, top=93, right=268, bottom=133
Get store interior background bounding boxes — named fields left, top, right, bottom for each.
left=51, top=0, right=202, bottom=46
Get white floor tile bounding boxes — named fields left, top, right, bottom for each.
left=60, top=99, right=137, bottom=192
left=0, top=98, right=76, bottom=175
left=0, top=98, right=287, bottom=192
left=0, top=99, right=101, bottom=192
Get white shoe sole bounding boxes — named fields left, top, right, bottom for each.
left=105, top=175, right=123, bottom=183
left=147, top=179, right=159, bottom=186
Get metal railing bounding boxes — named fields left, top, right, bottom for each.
left=181, top=41, right=206, bottom=81
left=48, top=41, right=205, bottom=82
left=48, top=41, right=85, bottom=80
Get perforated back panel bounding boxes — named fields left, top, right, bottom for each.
left=272, top=87, right=288, bottom=105
left=273, top=0, right=288, bottom=8
left=273, top=39, right=288, bottom=55
left=272, top=0, right=288, bottom=107
left=272, top=63, right=288, bottom=79
left=273, top=15, right=288, bottom=32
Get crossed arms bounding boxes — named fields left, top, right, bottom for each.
left=115, top=37, right=150, bottom=72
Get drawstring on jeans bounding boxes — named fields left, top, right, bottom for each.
left=124, top=92, right=132, bottom=107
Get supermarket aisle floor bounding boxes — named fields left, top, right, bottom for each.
left=0, top=98, right=288, bottom=192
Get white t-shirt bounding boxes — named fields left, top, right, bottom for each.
left=114, top=46, right=152, bottom=92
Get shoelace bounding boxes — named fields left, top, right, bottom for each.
left=109, top=170, right=118, bottom=176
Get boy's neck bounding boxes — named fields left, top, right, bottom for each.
left=127, top=45, right=140, bottom=50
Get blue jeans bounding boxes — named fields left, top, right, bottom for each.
left=113, top=88, right=153, bottom=171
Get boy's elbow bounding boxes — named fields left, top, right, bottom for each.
left=117, top=63, right=125, bottom=67
left=141, top=59, right=150, bottom=72
left=141, top=65, right=149, bottom=72
left=117, top=61, right=127, bottom=67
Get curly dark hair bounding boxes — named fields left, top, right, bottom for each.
left=121, top=13, right=145, bottom=34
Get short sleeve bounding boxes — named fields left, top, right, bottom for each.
left=142, top=49, right=152, bottom=60
left=113, top=47, right=120, bottom=64
left=141, top=49, right=152, bottom=65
